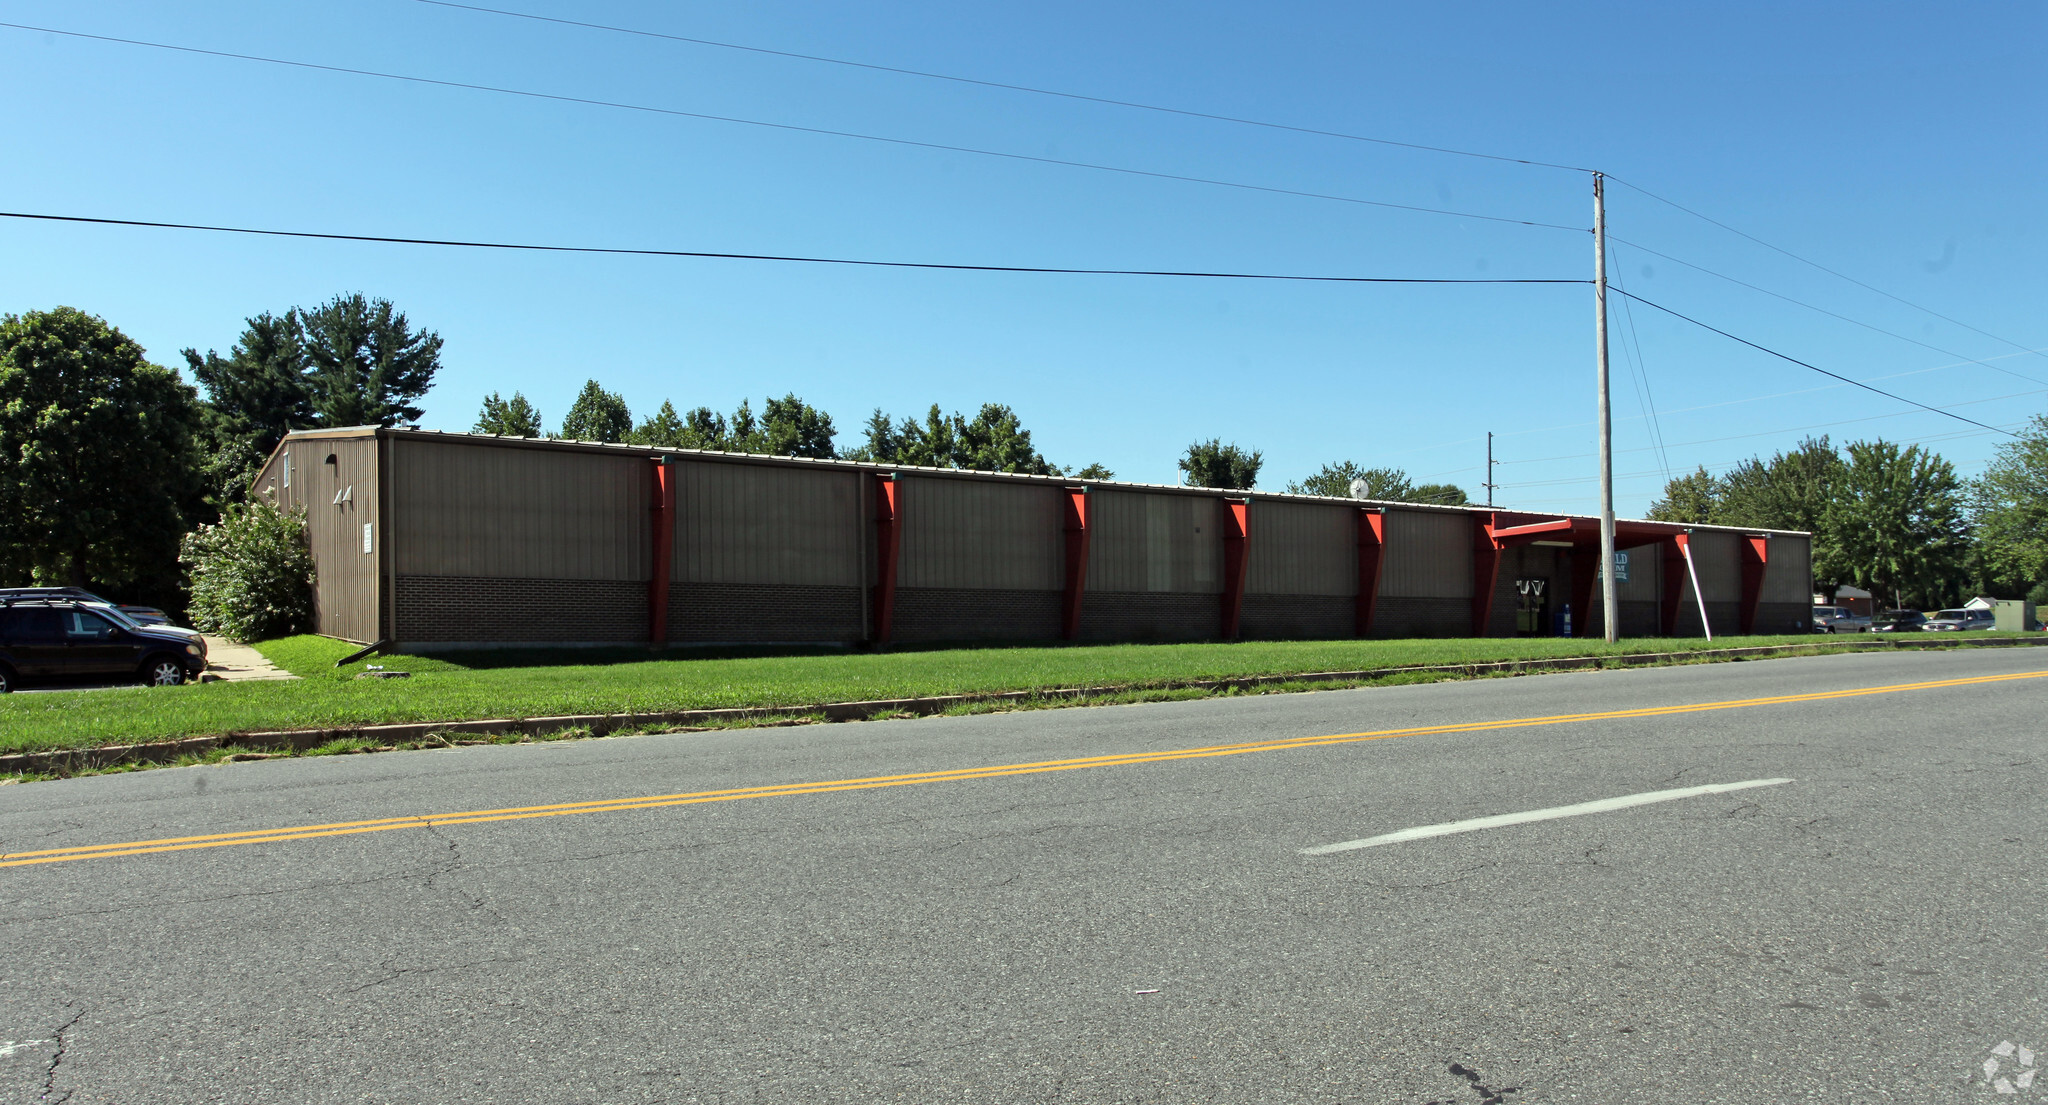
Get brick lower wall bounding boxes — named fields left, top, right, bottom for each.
left=1241, top=593, right=1353, bottom=640
left=1749, top=600, right=1811, bottom=635
left=395, top=575, right=645, bottom=643
left=393, top=576, right=1806, bottom=647
left=1079, top=591, right=1222, bottom=642
left=893, top=587, right=1061, bottom=643
left=1369, top=596, right=1470, bottom=638
left=668, top=582, right=863, bottom=644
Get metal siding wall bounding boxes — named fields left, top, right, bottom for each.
left=897, top=477, right=1061, bottom=590
left=674, top=460, right=860, bottom=586
left=1246, top=501, right=1354, bottom=596
left=1085, top=491, right=1224, bottom=594
left=266, top=436, right=381, bottom=643
left=1381, top=509, right=1472, bottom=598
left=1615, top=541, right=1663, bottom=603
left=1764, top=534, right=1812, bottom=603
left=394, top=440, right=649, bottom=581
left=1684, top=531, right=1739, bottom=603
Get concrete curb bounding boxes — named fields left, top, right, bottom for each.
left=6, top=634, right=2044, bottom=776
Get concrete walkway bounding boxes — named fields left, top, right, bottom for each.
left=200, top=636, right=297, bottom=682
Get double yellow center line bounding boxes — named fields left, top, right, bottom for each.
left=5, top=669, right=2042, bottom=870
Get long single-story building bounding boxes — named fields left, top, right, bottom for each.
left=256, top=428, right=1813, bottom=649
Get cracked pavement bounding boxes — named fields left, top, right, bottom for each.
left=1, top=647, right=2044, bottom=1102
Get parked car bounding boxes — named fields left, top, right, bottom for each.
left=1811, top=605, right=1871, bottom=633
left=1868, top=609, right=1927, bottom=633
left=82, top=602, right=207, bottom=657
left=1922, top=608, right=1995, bottom=632
left=0, top=586, right=172, bottom=625
left=0, top=597, right=206, bottom=692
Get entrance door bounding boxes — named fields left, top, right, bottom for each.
left=1514, top=578, right=1551, bottom=636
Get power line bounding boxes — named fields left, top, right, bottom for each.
left=413, top=0, right=1597, bottom=175
left=1606, top=248, right=1672, bottom=482
left=0, top=211, right=1590, bottom=285
left=1500, top=384, right=2046, bottom=470
left=1501, top=420, right=2019, bottom=491
left=1607, top=288, right=2016, bottom=438
left=0, top=21, right=1586, bottom=232
left=1605, top=174, right=2048, bottom=363
left=1611, top=234, right=2048, bottom=387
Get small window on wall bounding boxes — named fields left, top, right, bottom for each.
left=282, top=451, right=291, bottom=488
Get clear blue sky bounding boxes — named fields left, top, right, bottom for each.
left=4, top=1, right=2042, bottom=515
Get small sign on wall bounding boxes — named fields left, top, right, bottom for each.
left=1597, top=551, right=1630, bottom=582
left=363, top=522, right=374, bottom=554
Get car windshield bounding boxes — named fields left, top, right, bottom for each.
left=86, top=602, right=143, bottom=630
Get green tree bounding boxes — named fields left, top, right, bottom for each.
left=559, top=380, right=633, bottom=443
left=1646, top=467, right=1722, bottom=523
left=1072, top=462, right=1115, bottom=480
left=956, top=404, right=1057, bottom=474
left=681, top=406, right=730, bottom=450
left=1969, top=413, right=2048, bottom=597
left=298, top=294, right=443, bottom=428
left=760, top=393, right=838, bottom=459
left=629, top=400, right=688, bottom=448
left=850, top=402, right=1075, bottom=473
left=181, top=310, right=311, bottom=457
left=0, top=308, right=204, bottom=591
left=1287, top=462, right=1400, bottom=499
left=1714, top=436, right=1845, bottom=586
left=179, top=498, right=314, bottom=641
left=475, top=391, right=544, bottom=437
left=1826, top=440, right=1968, bottom=609
left=1180, top=439, right=1262, bottom=490
left=1284, top=461, right=1461, bottom=503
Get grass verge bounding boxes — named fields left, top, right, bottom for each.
left=3, top=630, right=2036, bottom=761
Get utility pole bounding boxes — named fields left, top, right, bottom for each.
left=1483, top=431, right=1497, bottom=507
left=1594, top=173, right=1618, bottom=643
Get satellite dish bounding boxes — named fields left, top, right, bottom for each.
left=1348, top=477, right=1368, bottom=500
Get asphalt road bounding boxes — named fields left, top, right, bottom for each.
left=1, top=647, right=2044, bottom=1104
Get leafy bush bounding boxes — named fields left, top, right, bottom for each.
left=180, top=500, right=314, bottom=642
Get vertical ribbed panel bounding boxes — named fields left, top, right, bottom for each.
left=1380, top=509, right=1472, bottom=598
left=673, top=460, right=861, bottom=586
left=896, top=477, right=1061, bottom=590
left=393, top=439, right=649, bottom=581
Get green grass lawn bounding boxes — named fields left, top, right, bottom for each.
left=3, top=630, right=2022, bottom=756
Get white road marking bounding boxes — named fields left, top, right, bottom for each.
left=1301, top=778, right=1794, bottom=855
left=0, top=1039, right=51, bottom=1058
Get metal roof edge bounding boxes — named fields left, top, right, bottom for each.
left=346, top=428, right=1809, bottom=539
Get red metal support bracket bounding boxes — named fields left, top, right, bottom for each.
left=1660, top=534, right=1689, bottom=635
left=1355, top=509, right=1385, bottom=637
left=1220, top=499, right=1250, bottom=639
left=1570, top=545, right=1599, bottom=638
left=648, top=456, right=677, bottom=645
left=1061, top=487, right=1090, bottom=640
left=1738, top=535, right=1769, bottom=634
left=1471, top=513, right=1502, bottom=636
left=871, top=474, right=901, bottom=645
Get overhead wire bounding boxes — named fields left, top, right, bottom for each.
left=1610, top=234, right=2048, bottom=387
left=1605, top=174, right=2048, bottom=363
left=1606, top=244, right=1672, bottom=482
left=1500, top=384, right=2046, bottom=474
left=0, top=211, right=1589, bottom=285
left=412, top=0, right=1597, bottom=174
left=0, top=22, right=1586, bottom=232
left=1608, top=288, right=2017, bottom=438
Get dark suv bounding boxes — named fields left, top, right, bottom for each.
left=0, top=598, right=207, bottom=693
left=0, top=586, right=171, bottom=625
